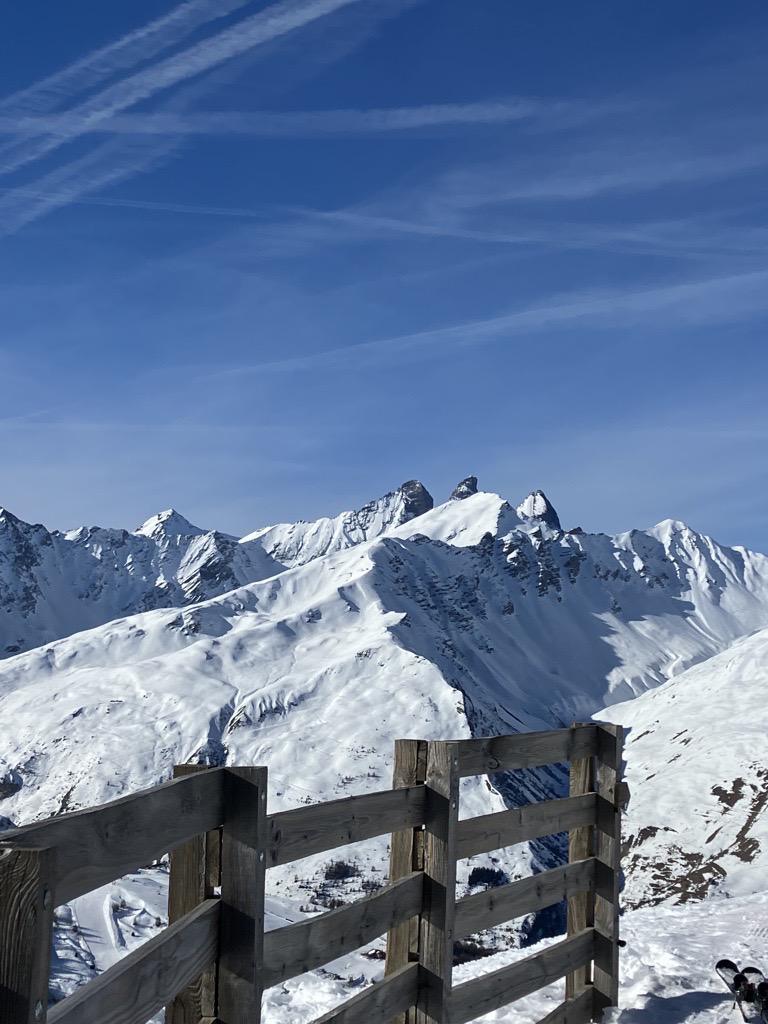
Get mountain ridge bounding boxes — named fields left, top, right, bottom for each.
left=0, top=479, right=435, bottom=657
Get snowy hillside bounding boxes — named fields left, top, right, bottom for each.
left=0, top=480, right=433, bottom=657
left=599, top=626, right=768, bottom=909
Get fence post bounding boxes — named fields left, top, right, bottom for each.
left=565, top=723, right=595, bottom=1002
left=593, top=724, right=624, bottom=1019
left=418, top=740, right=460, bottom=1024
left=386, top=739, right=428, bottom=1024
left=166, top=764, right=223, bottom=1024
left=0, top=845, right=55, bottom=1024
left=218, top=766, right=268, bottom=1024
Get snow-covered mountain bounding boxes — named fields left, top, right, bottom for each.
left=3, top=476, right=766, bottom=1020
left=2, top=482, right=767, bottom=867
left=0, top=480, right=433, bottom=657
left=599, top=625, right=768, bottom=909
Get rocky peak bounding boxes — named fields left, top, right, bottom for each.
left=516, top=490, right=561, bottom=531
left=397, top=480, right=434, bottom=520
left=450, top=476, right=479, bottom=501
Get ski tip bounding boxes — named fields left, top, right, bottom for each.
left=717, top=959, right=740, bottom=971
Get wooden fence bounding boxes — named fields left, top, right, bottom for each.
left=0, top=723, right=624, bottom=1024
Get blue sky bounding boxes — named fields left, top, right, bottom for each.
left=1, top=0, right=767, bottom=548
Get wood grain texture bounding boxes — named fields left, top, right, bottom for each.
left=447, top=928, right=595, bottom=1024
left=218, top=766, right=267, bottom=1024
left=0, top=846, right=54, bottom=1024
left=385, top=739, right=427, bottom=1024
left=593, top=723, right=624, bottom=1015
left=47, top=899, right=220, bottom=1024
left=1, top=769, right=225, bottom=905
left=456, top=793, right=597, bottom=859
left=166, top=764, right=223, bottom=1024
left=267, top=785, right=427, bottom=867
left=455, top=726, right=597, bottom=777
left=566, top=737, right=595, bottom=1001
left=418, top=741, right=460, bottom=1024
left=537, top=987, right=595, bottom=1024
left=264, top=871, right=423, bottom=987
left=454, top=858, right=597, bottom=939
left=310, top=962, right=420, bottom=1024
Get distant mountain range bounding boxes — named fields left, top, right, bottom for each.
left=1, top=477, right=767, bottom=932
left=0, top=479, right=434, bottom=656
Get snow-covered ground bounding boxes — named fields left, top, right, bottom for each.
left=49, top=866, right=768, bottom=1022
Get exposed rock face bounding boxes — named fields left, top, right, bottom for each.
left=0, top=769, right=22, bottom=800
left=398, top=480, right=434, bottom=519
left=451, top=476, right=479, bottom=501
left=516, top=490, right=562, bottom=531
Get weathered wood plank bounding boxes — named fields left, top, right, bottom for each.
left=454, top=858, right=597, bottom=939
left=456, top=726, right=598, bottom=777
left=47, top=899, right=220, bottom=1024
left=0, top=846, right=55, bottom=1024
left=311, top=962, right=420, bottom=1024
left=593, top=723, right=624, bottom=1015
left=385, top=740, right=427, bottom=1024
left=218, top=766, right=268, bottom=1024
left=267, top=785, right=427, bottom=867
left=1, top=769, right=225, bottom=906
left=447, top=928, right=595, bottom=1024
left=418, top=741, right=460, bottom=1024
left=537, top=987, right=595, bottom=1024
left=166, top=764, right=222, bottom=1024
left=264, top=871, right=423, bottom=987
left=565, top=737, right=595, bottom=1000
left=456, top=793, right=598, bottom=859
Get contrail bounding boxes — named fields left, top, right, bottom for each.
left=0, top=0, right=372, bottom=178
left=0, top=98, right=576, bottom=138
left=0, top=137, right=180, bottom=236
left=0, top=0, right=258, bottom=116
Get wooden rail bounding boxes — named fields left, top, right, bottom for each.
left=0, top=723, right=624, bottom=1024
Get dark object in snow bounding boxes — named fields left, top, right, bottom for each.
left=452, top=938, right=496, bottom=964
left=715, top=960, right=765, bottom=1021
left=324, top=859, right=359, bottom=881
left=467, top=865, right=507, bottom=888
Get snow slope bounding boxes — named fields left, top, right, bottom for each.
left=599, top=626, right=768, bottom=909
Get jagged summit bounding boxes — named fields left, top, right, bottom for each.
left=134, top=508, right=204, bottom=539
left=396, top=479, right=434, bottom=518
left=516, top=489, right=561, bottom=531
left=450, top=476, right=479, bottom=501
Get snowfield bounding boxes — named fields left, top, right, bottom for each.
left=52, top=871, right=768, bottom=1023
left=1, top=478, right=768, bottom=1022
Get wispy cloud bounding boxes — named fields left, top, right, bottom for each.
left=0, top=136, right=181, bottom=236
left=440, top=142, right=768, bottom=207
left=0, top=0, right=376, bottom=180
left=0, top=0, right=419, bottom=234
left=206, top=267, right=768, bottom=375
left=0, top=0, right=256, bottom=117
left=0, top=96, right=600, bottom=138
